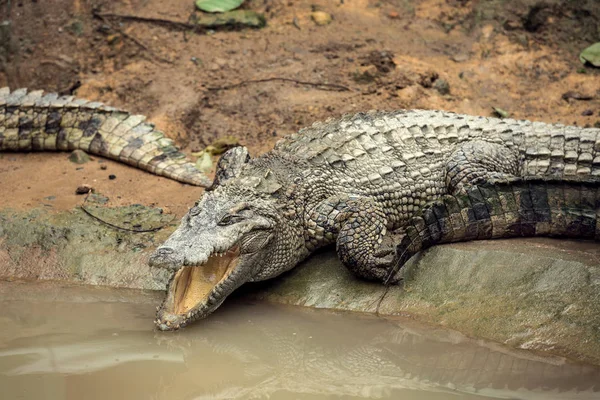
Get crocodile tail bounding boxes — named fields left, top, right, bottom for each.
left=0, top=87, right=211, bottom=187
left=396, top=177, right=600, bottom=268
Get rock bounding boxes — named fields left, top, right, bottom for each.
left=361, top=50, right=396, bottom=73
left=108, top=174, right=116, bottom=180
left=503, top=19, right=522, bottom=31
left=75, top=184, right=92, bottom=195
left=106, top=34, right=121, bottom=45
left=0, top=205, right=173, bottom=291
left=68, top=150, right=91, bottom=164
left=562, top=91, right=594, bottom=101
left=253, top=238, right=600, bottom=366
left=388, top=11, right=400, bottom=19
left=418, top=71, right=439, bottom=88
left=523, top=4, right=551, bottom=32
left=100, top=164, right=108, bottom=170
left=0, top=20, right=17, bottom=61
left=88, top=193, right=109, bottom=204
left=432, top=79, right=450, bottom=95
left=451, top=53, right=469, bottom=63
left=582, top=109, right=594, bottom=116
left=214, top=57, right=228, bottom=67
left=311, top=11, right=332, bottom=26
left=351, top=65, right=379, bottom=84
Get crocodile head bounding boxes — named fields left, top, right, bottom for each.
left=149, top=147, right=305, bottom=330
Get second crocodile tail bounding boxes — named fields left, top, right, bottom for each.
left=0, top=87, right=211, bottom=187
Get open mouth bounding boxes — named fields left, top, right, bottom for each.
left=155, top=245, right=240, bottom=331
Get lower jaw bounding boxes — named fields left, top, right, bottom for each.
left=155, top=297, right=226, bottom=331
left=155, top=258, right=239, bottom=330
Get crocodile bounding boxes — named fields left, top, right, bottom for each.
left=149, top=109, right=600, bottom=330
left=0, top=87, right=210, bottom=186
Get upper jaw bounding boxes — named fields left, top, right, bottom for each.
left=148, top=251, right=184, bottom=270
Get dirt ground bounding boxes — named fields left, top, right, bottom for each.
left=1, top=0, right=599, bottom=214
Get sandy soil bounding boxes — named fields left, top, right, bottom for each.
left=1, top=0, right=599, bottom=214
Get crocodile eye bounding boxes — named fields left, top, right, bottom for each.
left=218, top=214, right=245, bottom=226
left=189, top=206, right=201, bottom=216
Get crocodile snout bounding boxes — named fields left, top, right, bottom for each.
left=149, top=247, right=183, bottom=270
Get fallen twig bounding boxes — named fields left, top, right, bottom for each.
left=92, top=12, right=174, bottom=64
left=93, top=12, right=195, bottom=31
left=80, top=193, right=175, bottom=233
left=208, top=77, right=352, bottom=92
left=374, top=285, right=392, bottom=317
left=92, top=11, right=266, bottom=31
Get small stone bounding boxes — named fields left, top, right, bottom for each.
left=352, top=65, right=378, bottom=84
left=68, top=150, right=91, bottom=164
left=582, top=109, right=593, bottom=116
left=562, top=91, right=594, bottom=101
left=214, top=57, right=228, bottom=67
left=109, top=174, right=116, bottom=180
left=311, top=11, right=332, bottom=26
left=432, top=79, right=450, bottom=95
left=98, top=24, right=111, bottom=34
left=106, top=33, right=121, bottom=44
left=388, top=11, right=400, bottom=19
left=75, top=184, right=92, bottom=195
left=451, top=53, right=469, bottom=63
left=503, top=19, right=522, bottom=31
left=100, top=164, right=108, bottom=170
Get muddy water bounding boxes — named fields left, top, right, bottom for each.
left=0, top=282, right=599, bottom=400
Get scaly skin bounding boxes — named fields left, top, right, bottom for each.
left=0, top=87, right=211, bottom=186
left=150, top=110, right=600, bottom=330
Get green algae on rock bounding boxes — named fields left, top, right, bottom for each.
left=0, top=202, right=176, bottom=290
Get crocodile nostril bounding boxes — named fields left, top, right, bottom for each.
left=158, top=247, right=174, bottom=256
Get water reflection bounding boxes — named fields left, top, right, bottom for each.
left=0, top=282, right=598, bottom=400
